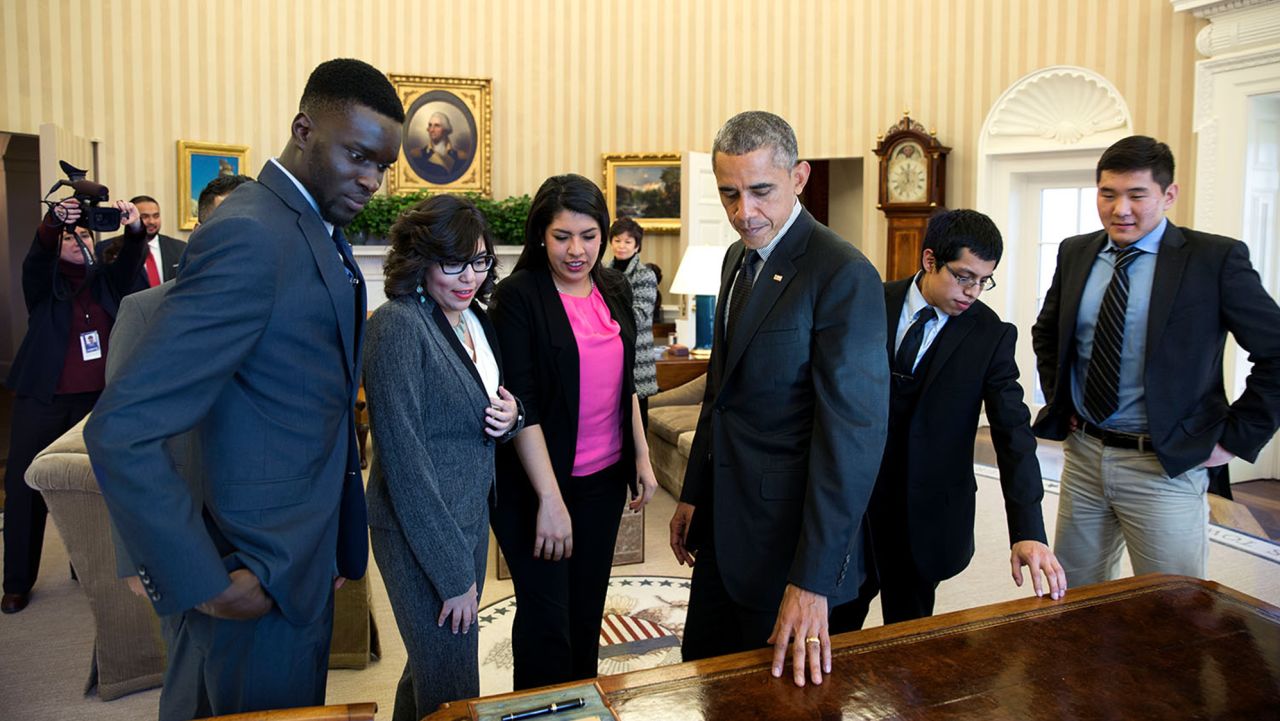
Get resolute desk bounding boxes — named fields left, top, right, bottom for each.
left=425, top=575, right=1279, bottom=720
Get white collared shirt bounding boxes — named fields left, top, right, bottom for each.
left=895, top=272, right=949, bottom=372
left=147, top=237, right=168, bottom=282
left=725, top=199, right=804, bottom=320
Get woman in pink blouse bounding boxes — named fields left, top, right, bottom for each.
left=490, top=174, right=658, bottom=689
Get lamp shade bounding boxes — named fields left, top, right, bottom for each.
left=669, top=244, right=728, bottom=295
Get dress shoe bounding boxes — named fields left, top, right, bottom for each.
left=1, top=592, right=29, bottom=614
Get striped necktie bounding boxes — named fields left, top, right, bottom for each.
left=1082, top=246, right=1142, bottom=423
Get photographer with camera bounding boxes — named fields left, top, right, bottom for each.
left=2, top=195, right=144, bottom=614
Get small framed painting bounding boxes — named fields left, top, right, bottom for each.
left=177, top=140, right=250, bottom=230
left=602, top=153, right=681, bottom=232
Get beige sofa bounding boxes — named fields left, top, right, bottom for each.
left=24, top=418, right=379, bottom=701
left=645, top=374, right=706, bottom=499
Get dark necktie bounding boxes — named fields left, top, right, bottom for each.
left=895, top=307, right=934, bottom=375
left=1082, top=246, right=1142, bottom=423
left=726, top=249, right=759, bottom=344
left=333, top=227, right=358, bottom=285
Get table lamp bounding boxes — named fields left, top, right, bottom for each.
left=669, top=244, right=728, bottom=350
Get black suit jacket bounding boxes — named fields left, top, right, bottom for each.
left=86, top=161, right=368, bottom=623
left=1032, top=224, right=1280, bottom=477
left=103, top=232, right=186, bottom=291
left=681, top=208, right=889, bottom=610
left=490, top=266, right=638, bottom=495
left=879, top=278, right=1046, bottom=583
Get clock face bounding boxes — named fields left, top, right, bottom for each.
left=887, top=140, right=928, bottom=204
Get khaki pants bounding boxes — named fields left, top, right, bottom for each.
left=1054, top=430, right=1209, bottom=587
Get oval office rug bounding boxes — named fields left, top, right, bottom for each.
left=477, top=575, right=691, bottom=694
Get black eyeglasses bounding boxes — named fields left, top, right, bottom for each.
left=438, top=254, right=496, bottom=275
left=944, top=264, right=996, bottom=291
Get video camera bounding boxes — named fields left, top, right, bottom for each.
left=45, top=160, right=121, bottom=232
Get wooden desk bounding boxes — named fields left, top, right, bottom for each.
left=655, top=351, right=708, bottom=392
left=427, top=575, right=1280, bottom=719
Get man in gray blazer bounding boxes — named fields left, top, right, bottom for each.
left=86, top=58, right=404, bottom=719
left=1032, top=135, right=1280, bottom=586
left=670, top=111, right=889, bottom=687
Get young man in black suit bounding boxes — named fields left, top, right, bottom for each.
left=829, top=210, right=1065, bottom=634
left=1032, top=136, right=1280, bottom=586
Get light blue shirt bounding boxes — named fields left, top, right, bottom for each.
left=1070, top=217, right=1166, bottom=433
left=724, top=199, right=803, bottom=322
left=895, top=272, right=949, bottom=373
left=270, top=157, right=333, bottom=237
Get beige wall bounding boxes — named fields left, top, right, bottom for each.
left=0, top=0, right=1203, bottom=282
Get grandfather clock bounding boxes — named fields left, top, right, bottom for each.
left=873, top=112, right=950, bottom=280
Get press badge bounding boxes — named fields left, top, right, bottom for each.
left=80, top=330, right=102, bottom=361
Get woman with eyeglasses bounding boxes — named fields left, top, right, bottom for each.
left=489, top=174, right=659, bottom=689
left=363, top=194, right=522, bottom=721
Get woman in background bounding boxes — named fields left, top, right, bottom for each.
left=608, top=217, right=659, bottom=426
left=3, top=197, right=143, bottom=614
left=363, top=195, right=521, bottom=721
left=490, top=174, right=658, bottom=689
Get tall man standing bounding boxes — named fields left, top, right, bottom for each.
left=830, top=209, right=1064, bottom=635
left=670, top=111, right=888, bottom=687
left=1032, top=135, right=1280, bottom=586
left=85, top=58, right=404, bottom=719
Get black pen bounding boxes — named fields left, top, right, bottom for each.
left=499, top=696, right=586, bottom=721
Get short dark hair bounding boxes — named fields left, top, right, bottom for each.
left=609, top=217, right=644, bottom=253
left=921, top=209, right=1003, bottom=268
left=197, top=174, right=252, bottom=224
left=515, top=174, right=628, bottom=298
left=384, top=194, right=497, bottom=303
left=712, top=111, right=799, bottom=169
left=1096, top=135, right=1175, bottom=190
left=130, top=195, right=158, bottom=206
left=300, top=58, right=405, bottom=125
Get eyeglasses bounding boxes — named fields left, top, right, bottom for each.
left=944, top=264, right=996, bottom=291
left=438, top=254, right=496, bottom=275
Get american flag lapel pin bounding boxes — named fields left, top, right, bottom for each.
left=773, top=274, right=783, bottom=281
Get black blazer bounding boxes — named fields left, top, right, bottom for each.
left=1031, top=224, right=1280, bottom=477
left=490, top=266, right=638, bottom=495
left=681, top=208, right=889, bottom=610
left=880, top=278, right=1046, bottom=583
left=5, top=219, right=147, bottom=403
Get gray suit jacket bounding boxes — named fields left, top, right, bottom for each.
left=680, top=208, right=889, bottom=610
left=85, top=160, right=368, bottom=624
left=364, top=295, right=519, bottom=601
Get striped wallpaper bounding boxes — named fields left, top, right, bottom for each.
left=0, top=0, right=1204, bottom=279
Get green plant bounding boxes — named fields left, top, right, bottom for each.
left=346, top=191, right=429, bottom=242
left=464, top=192, right=531, bottom=245
left=347, top=190, right=531, bottom=245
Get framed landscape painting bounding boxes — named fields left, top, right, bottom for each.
left=602, top=153, right=681, bottom=232
left=177, top=140, right=250, bottom=230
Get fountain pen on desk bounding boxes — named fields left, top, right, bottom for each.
left=500, top=697, right=587, bottom=721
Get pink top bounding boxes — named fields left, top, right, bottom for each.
left=560, top=284, right=624, bottom=476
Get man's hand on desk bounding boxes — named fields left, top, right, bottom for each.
left=768, top=583, right=830, bottom=687
left=1010, top=540, right=1066, bottom=600
left=196, top=568, right=273, bottom=620
left=669, top=502, right=696, bottom=566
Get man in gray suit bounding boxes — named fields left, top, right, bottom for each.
left=670, top=111, right=889, bottom=687
left=86, top=58, right=404, bottom=719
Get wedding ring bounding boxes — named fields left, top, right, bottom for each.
left=805, top=636, right=820, bottom=645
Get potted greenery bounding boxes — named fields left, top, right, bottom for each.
left=347, top=191, right=531, bottom=247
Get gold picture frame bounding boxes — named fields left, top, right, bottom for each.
left=176, top=140, right=250, bottom=230
left=602, top=153, right=681, bottom=232
left=389, top=74, right=492, bottom=196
